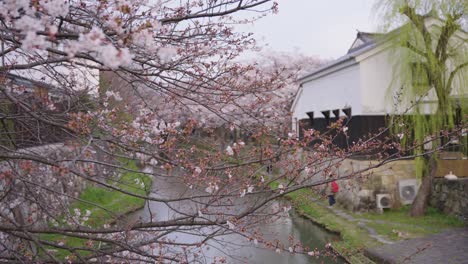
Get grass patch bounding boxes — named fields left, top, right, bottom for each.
left=41, top=160, right=152, bottom=259
left=39, top=236, right=93, bottom=261
left=284, top=188, right=378, bottom=264
left=72, top=160, right=151, bottom=227
left=356, top=206, right=464, bottom=227
left=353, top=206, right=464, bottom=240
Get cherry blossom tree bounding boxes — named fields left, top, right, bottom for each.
left=0, top=1, right=417, bottom=263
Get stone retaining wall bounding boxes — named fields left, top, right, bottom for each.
left=0, top=141, right=116, bottom=255
left=291, top=151, right=419, bottom=212
left=1, top=143, right=89, bottom=227
left=0, top=141, right=117, bottom=228
left=430, top=178, right=468, bottom=222
left=334, top=159, right=417, bottom=211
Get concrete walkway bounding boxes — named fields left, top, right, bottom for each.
left=364, top=228, right=468, bottom=264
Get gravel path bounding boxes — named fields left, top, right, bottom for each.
left=364, top=228, right=468, bottom=264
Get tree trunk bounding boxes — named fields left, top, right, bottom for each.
left=410, top=156, right=437, bottom=217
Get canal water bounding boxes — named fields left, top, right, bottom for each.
left=130, top=167, right=345, bottom=263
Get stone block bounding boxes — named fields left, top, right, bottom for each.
left=461, top=198, right=468, bottom=207
left=441, top=184, right=449, bottom=193
left=461, top=204, right=468, bottom=216
left=436, top=201, right=445, bottom=211
left=440, top=192, right=447, bottom=202
left=451, top=201, right=461, bottom=214
left=460, top=179, right=468, bottom=190
left=358, top=189, right=373, bottom=199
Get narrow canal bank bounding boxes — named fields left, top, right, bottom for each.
left=42, top=160, right=463, bottom=263
left=130, top=166, right=347, bottom=263
left=284, top=189, right=379, bottom=264
left=283, top=186, right=466, bottom=264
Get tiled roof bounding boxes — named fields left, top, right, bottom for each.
left=298, top=39, right=377, bottom=83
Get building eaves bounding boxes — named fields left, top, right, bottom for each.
left=347, top=31, right=384, bottom=53
left=346, top=39, right=377, bottom=55
left=2, top=72, right=58, bottom=92
left=297, top=42, right=377, bottom=84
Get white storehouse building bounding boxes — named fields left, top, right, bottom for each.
left=291, top=17, right=467, bottom=141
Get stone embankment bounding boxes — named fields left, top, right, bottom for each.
left=430, top=178, right=468, bottom=222
left=0, top=141, right=112, bottom=252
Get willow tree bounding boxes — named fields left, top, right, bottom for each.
left=378, top=0, right=468, bottom=216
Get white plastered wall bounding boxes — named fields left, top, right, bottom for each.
left=357, top=47, right=401, bottom=115
left=291, top=63, right=362, bottom=132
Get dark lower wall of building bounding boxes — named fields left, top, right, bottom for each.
left=299, top=115, right=388, bottom=150
left=0, top=97, right=71, bottom=149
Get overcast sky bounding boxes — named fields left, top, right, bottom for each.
left=238, top=0, right=379, bottom=59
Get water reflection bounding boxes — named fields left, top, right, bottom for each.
left=131, top=167, right=345, bottom=263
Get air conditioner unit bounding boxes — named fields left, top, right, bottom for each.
left=376, top=194, right=392, bottom=209
left=398, top=179, right=418, bottom=205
